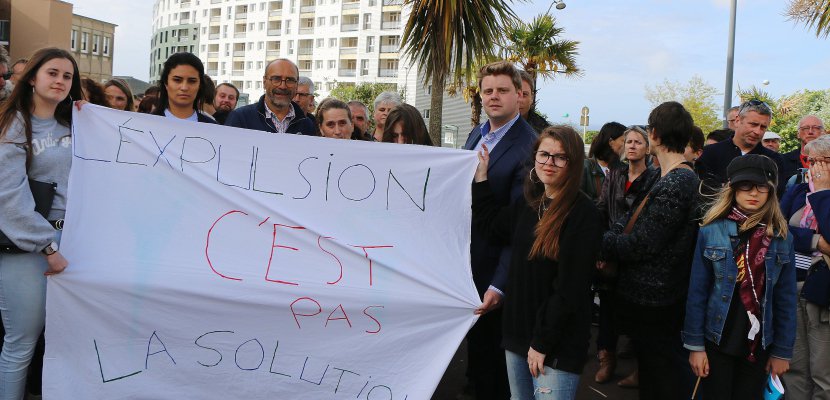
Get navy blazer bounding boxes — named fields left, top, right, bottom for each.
left=225, top=95, right=318, bottom=136
left=780, top=184, right=830, bottom=254
left=464, top=117, right=538, bottom=294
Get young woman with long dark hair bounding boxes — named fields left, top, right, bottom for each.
left=473, top=125, right=602, bottom=399
left=153, top=52, right=215, bottom=124
left=0, top=47, right=81, bottom=399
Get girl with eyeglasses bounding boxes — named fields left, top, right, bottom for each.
left=683, top=155, right=796, bottom=400
left=779, top=134, right=830, bottom=399
left=0, top=47, right=81, bottom=399
left=472, top=125, right=602, bottom=400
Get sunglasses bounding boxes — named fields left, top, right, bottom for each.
left=0, top=72, right=11, bottom=80
left=739, top=99, right=773, bottom=116
left=733, top=182, right=771, bottom=193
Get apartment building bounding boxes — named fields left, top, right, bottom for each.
left=151, top=0, right=474, bottom=146
left=70, top=14, right=116, bottom=82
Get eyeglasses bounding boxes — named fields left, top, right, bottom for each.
left=799, top=125, right=825, bottom=132
left=266, top=76, right=298, bottom=87
left=807, top=156, right=830, bottom=166
left=739, top=99, right=773, bottom=116
left=733, top=182, right=771, bottom=193
left=0, top=72, right=11, bottom=80
left=295, top=93, right=314, bottom=98
left=535, top=151, right=569, bottom=167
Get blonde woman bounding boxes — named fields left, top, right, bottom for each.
left=683, top=155, right=796, bottom=400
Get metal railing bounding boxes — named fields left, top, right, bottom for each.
left=378, top=68, right=398, bottom=77
left=341, top=24, right=358, bottom=31
left=381, top=21, right=400, bottom=29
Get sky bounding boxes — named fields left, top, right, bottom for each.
left=68, top=0, right=830, bottom=129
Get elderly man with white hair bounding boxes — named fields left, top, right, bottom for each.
left=783, top=115, right=826, bottom=183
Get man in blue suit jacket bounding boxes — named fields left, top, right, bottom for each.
left=463, top=61, right=538, bottom=400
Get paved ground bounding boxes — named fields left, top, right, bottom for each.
left=431, top=326, right=640, bottom=400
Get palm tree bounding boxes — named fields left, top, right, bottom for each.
left=500, top=12, right=581, bottom=102
left=401, top=0, right=516, bottom=145
left=787, top=0, right=830, bottom=37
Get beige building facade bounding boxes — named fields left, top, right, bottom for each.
left=0, top=0, right=115, bottom=82
left=70, top=14, right=116, bottom=82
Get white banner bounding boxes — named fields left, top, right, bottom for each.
left=44, top=105, right=480, bottom=399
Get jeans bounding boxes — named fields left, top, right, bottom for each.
left=505, top=350, right=579, bottom=400
left=0, top=234, right=55, bottom=400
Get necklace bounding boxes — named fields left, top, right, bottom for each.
left=537, top=194, right=554, bottom=220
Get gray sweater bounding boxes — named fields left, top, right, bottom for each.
left=0, top=113, right=71, bottom=252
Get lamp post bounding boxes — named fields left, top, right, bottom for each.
left=722, top=0, right=737, bottom=128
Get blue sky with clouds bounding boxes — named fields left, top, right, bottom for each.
left=70, top=0, right=828, bottom=129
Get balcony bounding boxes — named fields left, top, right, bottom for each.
left=343, top=1, right=360, bottom=9
left=298, top=47, right=313, bottom=55
left=299, top=68, right=312, bottom=75
left=207, top=69, right=218, bottom=76
left=235, top=12, right=247, bottom=19
left=234, top=31, right=247, bottom=38
left=233, top=50, right=245, bottom=57
left=210, top=15, right=221, bottom=23
left=211, top=0, right=222, bottom=3
left=266, top=50, right=280, bottom=58
left=207, top=51, right=219, bottom=58
left=180, top=17, right=191, bottom=24
left=341, top=24, right=358, bottom=32
left=378, top=68, right=398, bottom=77
left=300, top=5, right=315, bottom=12
left=339, top=47, right=357, bottom=55
left=268, top=29, right=282, bottom=36
left=232, top=70, right=244, bottom=76
left=299, top=27, right=314, bottom=34
left=382, top=0, right=402, bottom=5
left=181, top=1, right=191, bottom=8
left=269, top=9, right=282, bottom=16
left=338, top=69, right=356, bottom=77
left=380, top=44, right=399, bottom=53
left=381, top=21, right=400, bottom=29
left=209, top=33, right=220, bottom=40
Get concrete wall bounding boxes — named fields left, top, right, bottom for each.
left=9, top=0, right=71, bottom=61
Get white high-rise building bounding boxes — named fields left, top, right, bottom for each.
left=150, top=0, right=473, bottom=146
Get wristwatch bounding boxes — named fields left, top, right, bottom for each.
left=41, top=241, right=58, bottom=256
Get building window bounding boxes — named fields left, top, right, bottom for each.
left=103, top=37, right=111, bottom=56
left=366, top=36, right=374, bottom=52
left=315, top=60, right=322, bottom=69
left=330, top=16, right=338, bottom=25
left=257, top=61, right=263, bottom=69
left=360, top=59, right=368, bottom=76
left=285, top=20, right=291, bottom=34
left=317, top=17, right=324, bottom=26
left=288, top=40, right=294, bottom=54
left=423, top=109, right=430, bottom=119
left=81, top=32, right=89, bottom=52
left=328, top=60, right=335, bottom=69
left=316, top=38, right=323, bottom=47
left=70, top=30, right=77, bottom=50
left=363, top=13, right=371, bottom=29
left=329, top=38, right=336, bottom=47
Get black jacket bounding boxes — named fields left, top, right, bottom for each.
left=473, top=181, right=602, bottom=374
left=596, top=164, right=660, bottom=229
left=696, top=139, right=787, bottom=195
left=225, top=95, right=318, bottom=135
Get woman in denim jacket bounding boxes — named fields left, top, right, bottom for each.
left=683, top=154, right=796, bottom=400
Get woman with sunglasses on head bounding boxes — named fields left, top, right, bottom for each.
left=593, top=125, right=659, bottom=385
left=473, top=125, right=602, bottom=399
left=0, top=47, right=81, bottom=399
left=779, top=134, right=830, bottom=399
left=683, top=155, right=796, bottom=400
left=153, top=52, right=216, bottom=124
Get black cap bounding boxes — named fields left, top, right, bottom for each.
left=727, top=154, right=778, bottom=186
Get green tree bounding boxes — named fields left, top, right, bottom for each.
left=787, top=0, right=830, bottom=37
left=645, top=75, right=722, bottom=133
left=500, top=12, right=581, bottom=100
left=402, top=0, right=516, bottom=145
left=328, top=81, right=403, bottom=115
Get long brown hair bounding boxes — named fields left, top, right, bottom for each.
left=0, top=48, right=82, bottom=168
left=524, top=125, right=586, bottom=260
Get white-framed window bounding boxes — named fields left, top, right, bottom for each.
left=258, top=41, right=264, bottom=50
left=315, top=60, right=322, bottom=69
left=423, top=109, right=430, bottom=118
left=103, top=36, right=111, bottom=56
left=70, top=30, right=77, bottom=50
left=363, top=13, right=371, bottom=29
left=257, top=61, right=263, bottom=69
left=316, top=38, right=323, bottom=47
left=329, top=38, right=336, bottom=47
left=81, top=32, right=89, bottom=52
left=317, top=17, right=324, bottom=26
left=366, top=36, right=374, bottom=52
left=330, top=16, right=338, bottom=25
left=288, top=40, right=294, bottom=54
left=360, top=59, right=368, bottom=76
left=328, top=60, right=335, bottom=69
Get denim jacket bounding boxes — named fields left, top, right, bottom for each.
left=682, top=219, right=797, bottom=359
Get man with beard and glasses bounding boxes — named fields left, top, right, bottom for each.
left=212, top=82, right=239, bottom=125
left=225, top=58, right=317, bottom=135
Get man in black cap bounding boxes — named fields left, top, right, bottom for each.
left=696, top=100, right=786, bottom=196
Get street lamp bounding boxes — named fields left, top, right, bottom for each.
left=552, top=0, right=566, bottom=10
left=722, top=0, right=737, bottom=128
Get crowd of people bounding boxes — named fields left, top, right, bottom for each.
left=0, top=47, right=828, bottom=400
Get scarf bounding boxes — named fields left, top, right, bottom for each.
left=726, top=207, right=770, bottom=362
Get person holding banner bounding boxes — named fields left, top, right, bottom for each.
left=473, top=125, right=602, bottom=400
left=683, top=155, right=796, bottom=400
left=152, top=52, right=216, bottom=124
left=0, top=47, right=80, bottom=399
